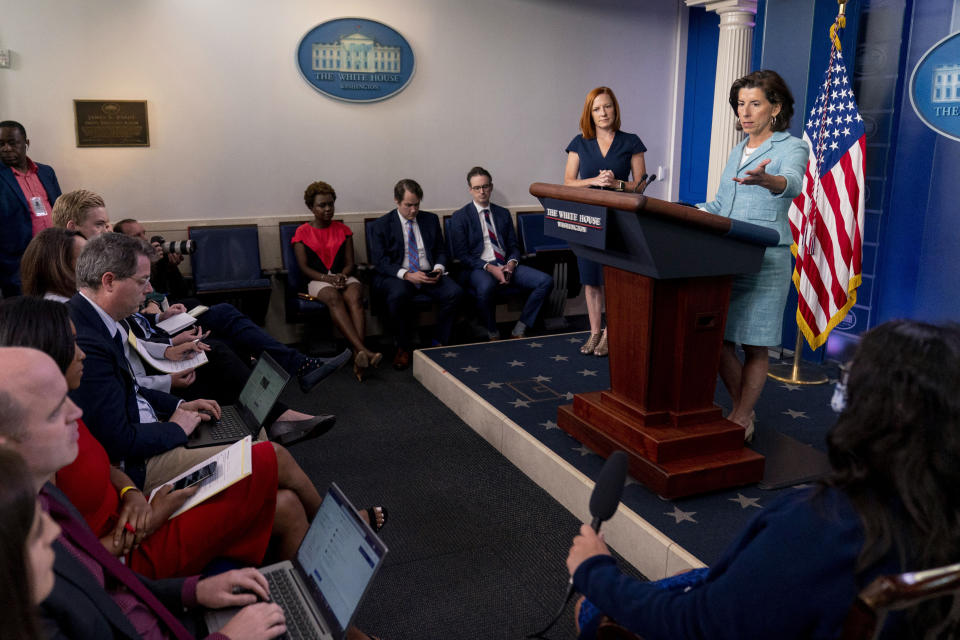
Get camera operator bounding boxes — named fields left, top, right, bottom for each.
left=115, top=219, right=194, bottom=301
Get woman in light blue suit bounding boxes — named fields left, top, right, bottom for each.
left=698, top=70, right=809, bottom=440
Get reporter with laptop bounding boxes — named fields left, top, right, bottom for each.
left=0, top=296, right=309, bottom=577
left=0, top=345, right=288, bottom=640
left=64, top=233, right=386, bottom=532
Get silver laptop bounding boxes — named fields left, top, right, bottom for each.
left=205, top=483, right=389, bottom=640
left=185, top=352, right=290, bottom=448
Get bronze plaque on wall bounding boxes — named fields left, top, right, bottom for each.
left=74, top=100, right=150, bottom=147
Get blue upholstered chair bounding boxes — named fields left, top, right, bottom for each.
left=187, top=224, right=273, bottom=324
left=278, top=221, right=328, bottom=324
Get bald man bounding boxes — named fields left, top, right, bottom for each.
left=0, top=346, right=287, bottom=640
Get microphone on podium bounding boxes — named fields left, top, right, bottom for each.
left=527, top=450, right=629, bottom=639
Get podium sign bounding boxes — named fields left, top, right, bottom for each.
left=542, top=198, right=607, bottom=250
left=531, top=183, right=777, bottom=498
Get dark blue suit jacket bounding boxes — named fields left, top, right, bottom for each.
left=448, top=202, right=521, bottom=271
left=67, top=293, right=186, bottom=489
left=369, top=209, right=448, bottom=284
left=39, top=484, right=193, bottom=640
left=0, top=161, right=61, bottom=293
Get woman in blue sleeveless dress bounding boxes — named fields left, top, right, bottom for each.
left=564, top=86, right=646, bottom=356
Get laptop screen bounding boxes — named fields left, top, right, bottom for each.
left=298, top=484, right=387, bottom=633
left=238, top=353, right=289, bottom=425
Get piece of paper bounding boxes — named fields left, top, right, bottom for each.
left=128, top=330, right=208, bottom=374
left=187, top=305, right=209, bottom=318
left=155, top=312, right=196, bottom=334
left=149, top=436, right=254, bottom=518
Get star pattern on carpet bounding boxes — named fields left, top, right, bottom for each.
left=528, top=342, right=543, bottom=348
left=664, top=506, right=697, bottom=524
left=416, top=330, right=838, bottom=565
left=461, top=365, right=479, bottom=373
left=442, top=351, right=458, bottom=358
left=728, top=493, right=762, bottom=509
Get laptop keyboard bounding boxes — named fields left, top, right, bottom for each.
left=207, top=409, right=248, bottom=441
left=266, top=569, right=322, bottom=640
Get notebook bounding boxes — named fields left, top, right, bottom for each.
left=185, top=351, right=289, bottom=448
left=205, top=482, right=389, bottom=640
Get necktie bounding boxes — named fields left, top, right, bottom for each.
left=483, top=209, right=505, bottom=263
left=45, top=493, right=195, bottom=640
left=406, top=220, right=421, bottom=272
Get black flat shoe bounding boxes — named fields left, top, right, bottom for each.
left=268, top=414, right=336, bottom=445
left=298, top=348, right=351, bottom=392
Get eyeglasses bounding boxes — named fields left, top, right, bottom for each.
left=470, top=184, right=493, bottom=192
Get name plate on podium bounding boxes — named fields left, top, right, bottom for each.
left=540, top=197, right=607, bottom=250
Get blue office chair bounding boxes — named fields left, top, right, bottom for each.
left=187, top=224, right=273, bottom=324
left=278, top=221, right=328, bottom=324
left=516, top=211, right=579, bottom=328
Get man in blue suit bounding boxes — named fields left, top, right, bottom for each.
left=67, top=232, right=224, bottom=490
left=449, top=167, right=552, bottom=340
left=368, top=179, right=463, bottom=369
left=0, top=120, right=62, bottom=297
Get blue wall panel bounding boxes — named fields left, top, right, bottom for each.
left=678, top=7, right=719, bottom=205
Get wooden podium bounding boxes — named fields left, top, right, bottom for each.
left=531, top=183, right=780, bottom=498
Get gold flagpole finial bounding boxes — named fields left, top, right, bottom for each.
left=830, top=0, right=849, bottom=51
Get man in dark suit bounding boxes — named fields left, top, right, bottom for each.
left=67, top=232, right=224, bottom=491
left=0, top=346, right=287, bottom=640
left=0, top=120, right=62, bottom=297
left=369, top=179, right=463, bottom=369
left=449, top=167, right=553, bottom=340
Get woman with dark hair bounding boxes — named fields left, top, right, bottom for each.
left=294, top=181, right=382, bottom=381
left=0, top=296, right=305, bottom=579
left=698, top=69, right=809, bottom=440
left=20, top=227, right=86, bottom=300
left=567, top=319, right=960, bottom=639
left=0, top=447, right=61, bottom=640
left=564, top=86, right=647, bottom=357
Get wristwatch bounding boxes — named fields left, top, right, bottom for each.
left=615, top=180, right=625, bottom=191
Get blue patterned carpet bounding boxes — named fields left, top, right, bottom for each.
left=421, top=331, right=840, bottom=565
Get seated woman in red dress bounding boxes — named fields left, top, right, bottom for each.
left=294, top=181, right=382, bottom=381
left=0, top=297, right=307, bottom=579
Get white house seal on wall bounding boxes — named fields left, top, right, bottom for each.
left=297, top=18, right=415, bottom=103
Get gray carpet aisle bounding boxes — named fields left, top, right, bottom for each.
left=278, top=361, right=642, bottom=640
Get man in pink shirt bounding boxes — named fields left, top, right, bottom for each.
left=0, top=120, right=63, bottom=297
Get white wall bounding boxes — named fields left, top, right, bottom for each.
left=0, top=0, right=683, bottom=223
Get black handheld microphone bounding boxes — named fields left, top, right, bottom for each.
left=527, top=450, right=629, bottom=638
left=637, top=174, right=657, bottom=194
left=588, top=450, right=629, bottom=531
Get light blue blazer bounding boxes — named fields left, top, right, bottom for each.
left=698, top=131, right=808, bottom=246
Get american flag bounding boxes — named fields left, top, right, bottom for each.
left=788, top=48, right=866, bottom=350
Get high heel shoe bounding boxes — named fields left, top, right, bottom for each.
left=354, top=351, right=369, bottom=382
left=744, top=412, right=756, bottom=443
left=580, top=332, right=602, bottom=355
left=593, top=328, right=608, bottom=357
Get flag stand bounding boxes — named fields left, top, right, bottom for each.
left=768, top=331, right=828, bottom=384
left=770, top=0, right=853, bottom=387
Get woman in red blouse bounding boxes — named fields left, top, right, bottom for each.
left=0, top=297, right=312, bottom=580
left=294, top=181, right=382, bottom=381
